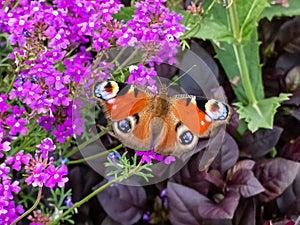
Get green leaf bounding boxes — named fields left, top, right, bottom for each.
left=192, top=2, right=235, bottom=43
left=236, top=0, right=268, bottom=42
left=235, top=93, right=291, bottom=132
left=214, top=30, right=264, bottom=104
left=112, top=7, right=135, bottom=22
left=261, top=0, right=300, bottom=20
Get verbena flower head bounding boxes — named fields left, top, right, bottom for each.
left=36, top=137, right=56, bottom=158
left=5, top=150, right=31, bottom=171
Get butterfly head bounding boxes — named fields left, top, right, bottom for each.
left=205, top=99, right=230, bottom=121
left=94, top=80, right=119, bottom=100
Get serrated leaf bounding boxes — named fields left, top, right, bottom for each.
left=261, top=0, right=300, bottom=20
left=214, top=31, right=264, bottom=103
left=236, top=0, right=268, bottom=42
left=235, top=93, right=291, bottom=132
left=192, top=1, right=235, bottom=43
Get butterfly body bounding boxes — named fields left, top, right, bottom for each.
left=94, top=80, right=231, bottom=156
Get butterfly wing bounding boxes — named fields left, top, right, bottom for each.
left=153, top=95, right=231, bottom=156
left=93, top=80, right=155, bottom=151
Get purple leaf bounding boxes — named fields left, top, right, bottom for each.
left=291, top=108, right=300, bottom=122
left=283, top=84, right=300, bottom=106
left=276, top=169, right=300, bottom=215
left=168, top=182, right=240, bottom=222
left=197, top=190, right=240, bottom=219
left=233, top=198, right=256, bottom=225
left=227, top=169, right=264, bottom=198
left=255, top=158, right=300, bottom=202
left=275, top=17, right=300, bottom=54
left=240, top=126, right=283, bottom=158
left=101, top=216, right=122, bottom=225
left=168, top=182, right=207, bottom=225
left=227, top=160, right=256, bottom=176
left=277, top=136, right=300, bottom=161
left=96, top=183, right=147, bottom=225
left=172, top=153, right=210, bottom=195
left=210, top=133, right=239, bottom=174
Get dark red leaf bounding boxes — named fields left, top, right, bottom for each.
left=172, top=152, right=210, bottom=195
left=96, top=183, right=147, bottom=225
left=168, top=182, right=206, bottom=225
left=255, top=158, right=300, bottom=202
left=284, top=84, right=300, bottom=106
left=240, top=126, right=283, bottom=158
left=210, top=133, right=239, bottom=174
left=227, top=169, right=264, bottom=198
left=227, top=160, right=256, bottom=178
left=276, top=169, right=300, bottom=215
left=278, top=136, right=300, bottom=161
left=275, top=17, right=300, bottom=53
left=101, top=216, right=122, bottom=225
left=233, top=198, right=256, bottom=225
left=168, top=182, right=240, bottom=223
left=197, top=190, right=240, bottom=219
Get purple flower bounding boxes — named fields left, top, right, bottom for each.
left=25, top=162, right=47, bottom=187
left=0, top=94, right=10, bottom=113
left=5, top=150, right=31, bottom=171
left=49, top=88, right=71, bottom=106
left=52, top=124, right=70, bottom=142
left=44, top=164, right=69, bottom=188
left=127, top=64, right=157, bottom=92
left=36, top=138, right=56, bottom=158
left=5, top=106, right=28, bottom=135
left=135, top=148, right=176, bottom=164
left=0, top=131, right=11, bottom=158
left=0, top=179, right=21, bottom=200
left=0, top=163, right=10, bottom=180
left=25, top=154, right=49, bottom=187
left=64, top=195, right=73, bottom=208
left=0, top=200, right=24, bottom=224
left=45, top=71, right=70, bottom=90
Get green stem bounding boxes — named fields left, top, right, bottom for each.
left=63, top=130, right=106, bottom=158
left=228, top=0, right=257, bottom=104
left=114, top=48, right=139, bottom=75
left=51, top=160, right=143, bottom=224
left=10, top=187, right=42, bottom=225
left=6, top=73, right=16, bottom=95
left=50, top=177, right=122, bottom=225
left=67, top=144, right=122, bottom=165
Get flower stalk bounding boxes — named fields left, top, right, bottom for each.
left=228, top=0, right=257, bottom=104
left=10, top=187, right=43, bottom=225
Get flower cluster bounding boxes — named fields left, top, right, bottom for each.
left=0, top=163, right=24, bottom=224
left=0, top=0, right=185, bottom=223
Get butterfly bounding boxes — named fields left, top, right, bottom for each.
left=93, top=80, right=231, bottom=156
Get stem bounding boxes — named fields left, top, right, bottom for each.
left=51, top=160, right=143, bottom=224
left=67, top=144, right=122, bottom=165
left=228, top=0, right=257, bottom=104
left=114, top=48, right=139, bottom=75
left=50, top=177, right=122, bottom=225
left=10, top=187, right=42, bottom=225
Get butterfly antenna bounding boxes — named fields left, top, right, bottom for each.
left=167, top=64, right=197, bottom=89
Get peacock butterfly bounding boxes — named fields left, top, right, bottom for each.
left=93, top=80, right=231, bottom=156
